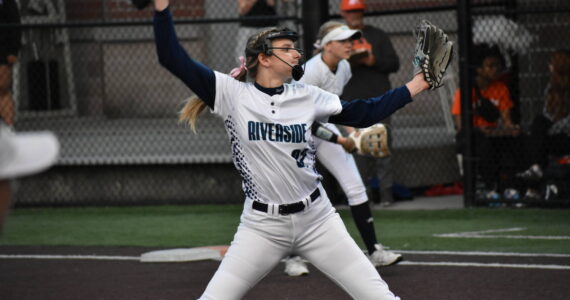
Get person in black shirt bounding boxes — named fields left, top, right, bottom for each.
left=235, top=0, right=279, bottom=60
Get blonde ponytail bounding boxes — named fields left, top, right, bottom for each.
left=179, top=96, right=208, bottom=133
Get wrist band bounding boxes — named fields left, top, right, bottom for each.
left=312, top=123, right=338, bottom=143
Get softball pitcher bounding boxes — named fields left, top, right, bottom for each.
left=153, top=0, right=450, bottom=299
left=283, top=21, right=402, bottom=277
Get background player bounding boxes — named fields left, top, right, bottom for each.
left=283, top=20, right=402, bottom=277
left=153, top=0, right=441, bottom=298
left=340, top=0, right=401, bottom=207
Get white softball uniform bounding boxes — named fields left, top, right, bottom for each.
left=294, top=53, right=368, bottom=206
left=199, top=72, right=399, bottom=300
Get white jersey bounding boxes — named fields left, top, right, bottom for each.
left=293, top=53, right=369, bottom=207
left=293, top=53, right=352, bottom=96
left=213, top=71, right=342, bottom=204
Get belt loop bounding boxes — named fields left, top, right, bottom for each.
left=268, top=203, right=279, bottom=217
left=302, top=197, right=310, bottom=209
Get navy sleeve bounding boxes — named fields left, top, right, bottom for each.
left=153, top=7, right=216, bottom=108
left=329, top=86, right=413, bottom=127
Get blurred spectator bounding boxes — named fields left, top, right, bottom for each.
left=452, top=43, right=523, bottom=201
left=235, top=0, right=278, bottom=61
left=339, top=0, right=400, bottom=206
left=517, top=49, right=570, bottom=200
left=0, top=126, right=59, bottom=233
left=0, top=0, right=22, bottom=126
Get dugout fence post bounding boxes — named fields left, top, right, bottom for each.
left=457, top=0, right=475, bottom=208
left=302, top=0, right=329, bottom=58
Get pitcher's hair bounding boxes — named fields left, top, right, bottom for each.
left=179, top=96, right=207, bottom=133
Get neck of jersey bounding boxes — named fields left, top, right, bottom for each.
left=255, top=82, right=284, bottom=96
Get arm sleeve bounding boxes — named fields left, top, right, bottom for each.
left=153, top=7, right=216, bottom=108
left=311, top=122, right=339, bottom=142
left=310, top=85, right=343, bottom=121
left=329, top=86, right=412, bottom=127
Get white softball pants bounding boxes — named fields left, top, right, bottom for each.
left=314, top=123, right=368, bottom=206
left=199, top=186, right=399, bottom=300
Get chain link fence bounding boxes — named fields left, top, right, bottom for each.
left=2, top=0, right=569, bottom=207
left=461, top=0, right=570, bottom=206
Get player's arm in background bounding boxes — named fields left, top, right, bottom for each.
left=312, top=122, right=356, bottom=153
left=330, top=73, right=428, bottom=128
left=153, top=0, right=216, bottom=108
left=294, top=61, right=354, bottom=150
left=154, top=0, right=168, bottom=11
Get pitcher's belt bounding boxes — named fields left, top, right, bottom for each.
left=252, top=188, right=320, bottom=215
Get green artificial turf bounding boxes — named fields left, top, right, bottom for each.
left=1, top=205, right=569, bottom=254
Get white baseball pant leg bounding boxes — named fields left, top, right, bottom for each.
left=199, top=207, right=293, bottom=300
left=200, top=188, right=399, bottom=300
left=292, top=194, right=399, bottom=300
left=314, top=123, right=368, bottom=206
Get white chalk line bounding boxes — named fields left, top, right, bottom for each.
left=436, top=234, right=570, bottom=240
left=433, top=227, right=570, bottom=240
left=1, top=250, right=570, bottom=271
left=395, top=250, right=570, bottom=258
left=0, top=254, right=139, bottom=261
left=2, top=250, right=569, bottom=261
left=399, top=261, right=570, bottom=270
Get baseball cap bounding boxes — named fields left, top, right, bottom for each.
left=319, top=25, right=362, bottom=48
left=341, top=0, right=366, bottom=12
left=0, top=127, right=59, bottom=180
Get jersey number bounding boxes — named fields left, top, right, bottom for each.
left=291, top=149, right=308, bottom=168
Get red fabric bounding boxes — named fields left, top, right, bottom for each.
left=341, top=0, right=366, bottom=11
left=424, top=182, right=464, bottom=196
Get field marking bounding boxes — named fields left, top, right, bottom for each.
left=400, top=261, right=570, bottom=270
left=395, top=250, right=570, bottom=258
left=0, top=254, right=139, bottom=261
left=433, top=227, right=570, bottom=240
left=2, top=250, right=570, bottom=261
left=1, top=254, right=568, bottom=271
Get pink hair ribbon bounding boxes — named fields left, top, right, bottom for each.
left=230, top=56, right=248, bottom=78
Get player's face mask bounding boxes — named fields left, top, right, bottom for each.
left=247, top=29, right=306, bottom=81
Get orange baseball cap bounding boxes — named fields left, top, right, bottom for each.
left=341, top=0, right=366, bottom=11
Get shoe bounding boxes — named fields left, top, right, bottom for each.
left=284, top=256, right=309, bottom=276
left=369, top=244, right=403, bottom=267
left=449, top=182, right=464, bottom=195
left=523, top=189, right=541, bottom=201
left=424, top=184, right=445, bottom=196
left=484, top=190, right=501, bottom=201
left=503, top=188, right=520, bottom=201
left=516, top=164, right=543, bottom=181
left=544, top=184, right=559, bottom=201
